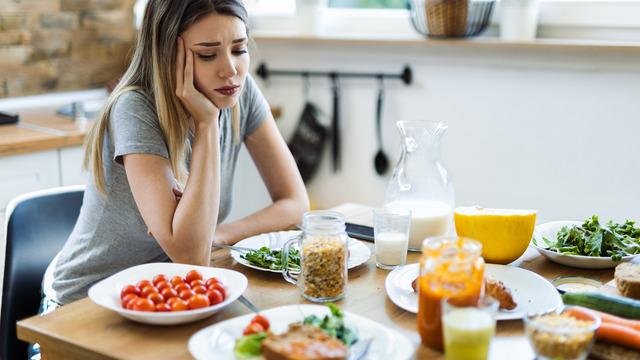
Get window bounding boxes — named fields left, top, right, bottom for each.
left=245, top=0, right=295, bottom=16
left=328, top=0, right=405, bottom=9
left=248, top=0, right=640, bottom=41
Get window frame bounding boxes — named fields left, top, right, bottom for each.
left=248, top=0, right=640, bottom=40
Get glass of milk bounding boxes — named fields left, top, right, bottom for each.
left=373, top=207, right=412, bottom=270
left=442, top=296, right=498, bottom=360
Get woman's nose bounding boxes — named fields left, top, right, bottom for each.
left=218, top=54, right=238, bottom=79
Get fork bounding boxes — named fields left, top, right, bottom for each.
left=211, top=243, right=256, bottom=253
left=348, top=337, right=373, bottom=360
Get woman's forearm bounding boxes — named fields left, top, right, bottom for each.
left=171, top=122, right=221, bottom=264
left=215, top=196, right=309, bottom=245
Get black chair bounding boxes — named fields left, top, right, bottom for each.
left=1, top=186, right=84, bottom=360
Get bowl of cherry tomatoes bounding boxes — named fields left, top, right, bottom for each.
left=88, top=263, right=247, bottom=325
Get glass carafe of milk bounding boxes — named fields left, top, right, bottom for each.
left=384, top=121, right=454, bottom=251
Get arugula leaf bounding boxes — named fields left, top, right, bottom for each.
left=545, top=215, right=640, bottom=259
left=302, top=303, right=358, bottom=346
left=240, top=247, right=301, bottom=271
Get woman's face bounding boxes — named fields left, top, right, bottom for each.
left=180, top=13, right=249, bottom=109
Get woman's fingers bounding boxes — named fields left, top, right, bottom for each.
left=175, top=37, right=184, bottom=96
left=184, top=48, right=195, bottom=94
left=172, top=186, right=183, bottom=201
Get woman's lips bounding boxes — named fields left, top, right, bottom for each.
left=215, top=85, right=239, bottom=96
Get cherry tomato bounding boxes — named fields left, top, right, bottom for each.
left=174, top=283, right=191, bottom=293
left=170, top=298, right=188, bottom=311
left=179, top=289, right=195, bottom=301
left=251, top=314, right=270, bottom=331
left=185, top=270, right=203, bottom=283
left=132, top=297, right=155, bottom=312
left=188, top=294, right=210, bottom=310
left=147, top=292, right=164, bottom=305
left=206, top=289, right=224, bottom=305
left=121, top=294, right=138, bottom=308
left=120, top=285, right=140, bottom=300
left=126, top=299, right=137, bottom=310
left=152, top=274, right=167, bottom=286
left=140, top=285, right=158, bottom=298
left=155, top=302, right=171, bottom=312
left=170, top=276, right=184, bottom=287
left=192, top=285, right=208, bottom=295
left=155, top=281, right=171, bottom=291
left=166, top=297, right=182, bottom=307
left=136, top=280, right=153, bottom=289
left=161, top=287, right=178, bottom=300
left=190, top=280, right=205, bottom=288
left=205, top=277, right=220, bottom=288
left=243, top=322, right=264, bottom=336
left=209, top=283, right=226, bottom=299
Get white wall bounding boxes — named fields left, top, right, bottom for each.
left=235, top=40, right=640, bottom=224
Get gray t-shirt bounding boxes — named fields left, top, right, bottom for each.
left=50, top=75, right=269, bottom=304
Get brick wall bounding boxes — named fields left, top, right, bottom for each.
left=0, top=0, right=136, bottom=97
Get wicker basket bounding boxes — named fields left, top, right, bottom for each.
left=408, top=0, right=495, bottom=38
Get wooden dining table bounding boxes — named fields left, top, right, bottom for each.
left=17, top=203, right=617, bottom=360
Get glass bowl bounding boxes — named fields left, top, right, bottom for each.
left=523, top=307, right=601, bottom=360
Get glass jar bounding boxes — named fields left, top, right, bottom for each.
left=417, top=236, right=485, bottom=351
left=282, top=211, right=348, bottom=302
left=384, top=121, right=455, bottom=251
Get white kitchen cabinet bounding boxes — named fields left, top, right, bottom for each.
left=225, top=146, right=272, bottom=223
left=0, top=150, right=60, bottom=212
left=59, top=146, right=87, bottom=186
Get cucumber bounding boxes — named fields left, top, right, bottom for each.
left=562, top=292, right=640, bottom=319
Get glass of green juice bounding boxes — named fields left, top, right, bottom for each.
left=442, top=296, right=499, bottom=360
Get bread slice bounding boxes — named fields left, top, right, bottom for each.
left=615, top=263, right=640, bottom=300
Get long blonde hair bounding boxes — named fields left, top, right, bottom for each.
left=84, top=0, right=248, bottom=195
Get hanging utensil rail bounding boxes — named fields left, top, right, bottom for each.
left=256, top=63, right=413, bottom=85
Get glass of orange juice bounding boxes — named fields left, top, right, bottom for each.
left=417, top=236, right=485, bottom=351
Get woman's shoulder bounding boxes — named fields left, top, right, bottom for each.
left=110, top=88, right=158, bottom=124
left=240, top=74, right=263, bottom=106
left=112, top=88, right=155, bottom=115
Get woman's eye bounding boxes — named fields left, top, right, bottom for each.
left=233, top=49, right=248, bottom=55
left=197, top=54, right=216, bottom=61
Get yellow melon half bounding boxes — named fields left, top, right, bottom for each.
left=454, top=206, right=537, bottom=264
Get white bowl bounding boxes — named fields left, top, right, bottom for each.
left=88, top=262, right=247, bottom=325
left=533, top=221, right=638, bottom=269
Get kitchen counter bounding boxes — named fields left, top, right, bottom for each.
left=0, top=111, right=88, bottom=157
left=0, top=107, right=283, bottom=157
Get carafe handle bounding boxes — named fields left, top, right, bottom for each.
left=281, top=236, right=300, bottom=285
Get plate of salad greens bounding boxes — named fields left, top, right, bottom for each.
left=230, top=231, right=371, bottom=273
left=188, top=303, right=413, bottom=360
left=532, top=216, right=640, bottom=269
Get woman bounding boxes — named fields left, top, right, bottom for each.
left=44, top=0, right=308, bottom=309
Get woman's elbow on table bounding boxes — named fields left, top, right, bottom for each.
left=154, top=232, right=212, bottom=266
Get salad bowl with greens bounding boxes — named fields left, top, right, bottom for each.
left=532, top=216, right=640, bottom=269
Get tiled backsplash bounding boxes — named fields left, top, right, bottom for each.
left=0, top=0, right=136, bottom=98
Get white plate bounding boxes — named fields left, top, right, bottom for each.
left=384, top=263, right=562, bottom=320
left=533, top=221, right=639, bottom=269
left=88, top=262, right=247, bottom=325
left=230, top=230, right=371, bottom=273
left=188, top=304, right=414, bottom=360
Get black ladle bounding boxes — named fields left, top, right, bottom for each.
left=374, top=77, right=389, bottom=175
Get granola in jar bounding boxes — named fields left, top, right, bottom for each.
left=282, top=211, right=349, bottom=302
